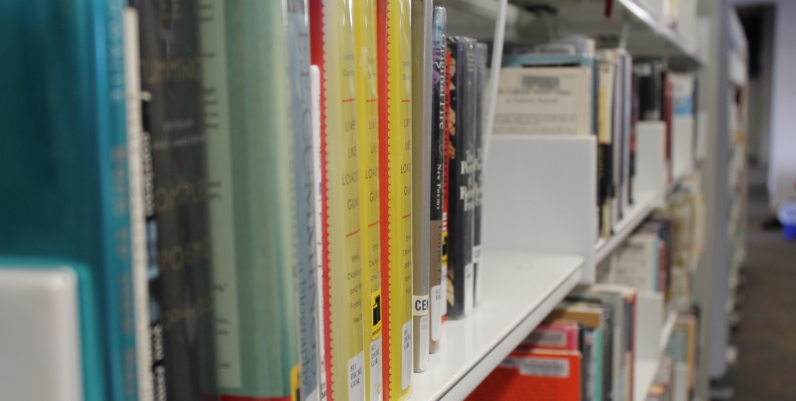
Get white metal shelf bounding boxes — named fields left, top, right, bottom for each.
left=634, top=310, right=678, bottom=401
left=594, top=190, right=658, bottom=264
left=412, top=250, right=584, bottom=400
left=503, top=0, right=701, bottom=67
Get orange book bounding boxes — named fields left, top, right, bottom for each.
left=468, top=349, right=581, bottom=401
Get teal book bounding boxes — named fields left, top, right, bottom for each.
left=201, top=0, right=300, bottom=398
left=287, top=0, right=322, bottom=400
left=0, top=0, right=137, bottom=400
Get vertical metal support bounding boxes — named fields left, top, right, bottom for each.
left=481, top=0, right=507, bottom=170
left=708, top=0, right=732, bottom=380
left=619, top=20, right=631, bottom=50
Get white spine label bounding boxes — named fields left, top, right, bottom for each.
left=401, top=320, right=412, bottom=390
left=369, top=338, right=382, bottom=401
left=418, top=316, right=429, bottom=371
left=412, top=295, right=430, bottom=316
left=348, top=352, right=365, bottom=401
left=430, top=285, right=442, bottom=341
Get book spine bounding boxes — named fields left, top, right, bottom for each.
left=428, top=6, right=446, bottom=354
left=288, top=1, right=322, bottom=400
left=309, top=0, right=366, bottom=400
left=133, top=0, right=216, bottom=398
left=123, top=7, right=152, bottom=401
left=598, top=60, right=613, bottom=238
left=204, top=0, right=302, bottom=398
left=377, top=0, right=413, bottom=398
left=310, top=65, right=328, bottom=401
left=352, top=0, right=383, bottom=399
left=472, top=43, right=487, bottom=307
left=441, top=44, right=452, bottom=321
left=410, top=0, right=432, bottom=374
left=445, top=37, right=476, bottom=320
left=102, top=0, right=138, bottom=399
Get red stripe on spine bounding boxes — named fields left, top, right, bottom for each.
left=375, top=0, right=393, bottom=399
left=308, top=1, right=334, bottom=400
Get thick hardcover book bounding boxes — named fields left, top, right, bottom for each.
left=133, top=0, right=217, bottom=398
left=598, top=56, right=617, bottom=238
left=376, top=0, right=414, bottom=398
left=353, top=0, right=384, bottom=399
left=288, top=1, right=322, bottom=400
left=411, top=0, right=433, bottom=373
left=0, top=0, right=136, bottom=399
left=550, top=303, right=613, bottom=401
left=635, top=61, right=664, bottom=121
left=202, top=0, right=300, bottom=398
left=309, top=0, right=367, bottom=400
left=446, top=36, right=477, bottom=320
left=429, top=6, right=447, bottom=353
left=472, top=42, right=487, bottom=306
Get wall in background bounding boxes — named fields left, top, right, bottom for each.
left=733, top=0, right=796, bottom=208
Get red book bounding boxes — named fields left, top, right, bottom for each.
left=468, top=349, right=582, bottom=401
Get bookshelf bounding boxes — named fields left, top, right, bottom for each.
left=633, top=310, right=679, bottom=401
left=594, top=190, right=659, bottom=264
left=412, top=251, right=584, bottom=400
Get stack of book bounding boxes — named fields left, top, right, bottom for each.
left=0, top=1, right=491, bottom=400
left=493, top=39, right=638, bottom=239
left=469, top=285, right=639, bottom=401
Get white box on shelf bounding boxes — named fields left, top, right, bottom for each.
left=482, top=135, right=598, bottom=282
left=0, top=268, right=83, bottom=401
left=635, top=121, right=668, bottom=207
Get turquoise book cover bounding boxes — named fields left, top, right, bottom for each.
left=0, top=0, right=137, bottom=400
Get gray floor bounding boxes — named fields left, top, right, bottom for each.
left=723, top=170, right=796, bottom=400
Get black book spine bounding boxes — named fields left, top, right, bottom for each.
left=445, top=36, right=476, bottom=319
left=472, top=43, right=487, bottom=305
left=429, top=6, right=445, bottom=352
left=133, top=0, right=217, bottom=399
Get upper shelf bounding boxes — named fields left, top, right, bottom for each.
left=445, top=0, right=702, bottom=68
left=412, top=250, right=584, bottom=400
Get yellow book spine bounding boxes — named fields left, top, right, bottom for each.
left=310, top=0, right=365, bottom=400
left=377, top=0, right=412, bottom=399
left=353, top=1, right=384, bottom=401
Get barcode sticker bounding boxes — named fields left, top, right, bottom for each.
left=524, top=331, right=568, bottom=348
left=522, top=75, right=560, bottom=90
left=418, top=316, right=429, bottom=371
left=401, top=320, right=412, bottom=390
left=515, top=357, right=570, bottom=378
left=369, top=339, right=382, bottom=401
left=430, top=285, right=442, bottom=341
left=348, top=352, right=365, bottom=401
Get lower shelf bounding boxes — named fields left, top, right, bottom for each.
left=634, top=311, right=679, bottom=401
left=412, top=250, right=584, bottom=401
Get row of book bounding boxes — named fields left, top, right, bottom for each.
left=469, top=289, right=701, bottom=401
left=0, top=0, right=491, bottom=401
left=492, top=40, right=698, bottom=239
